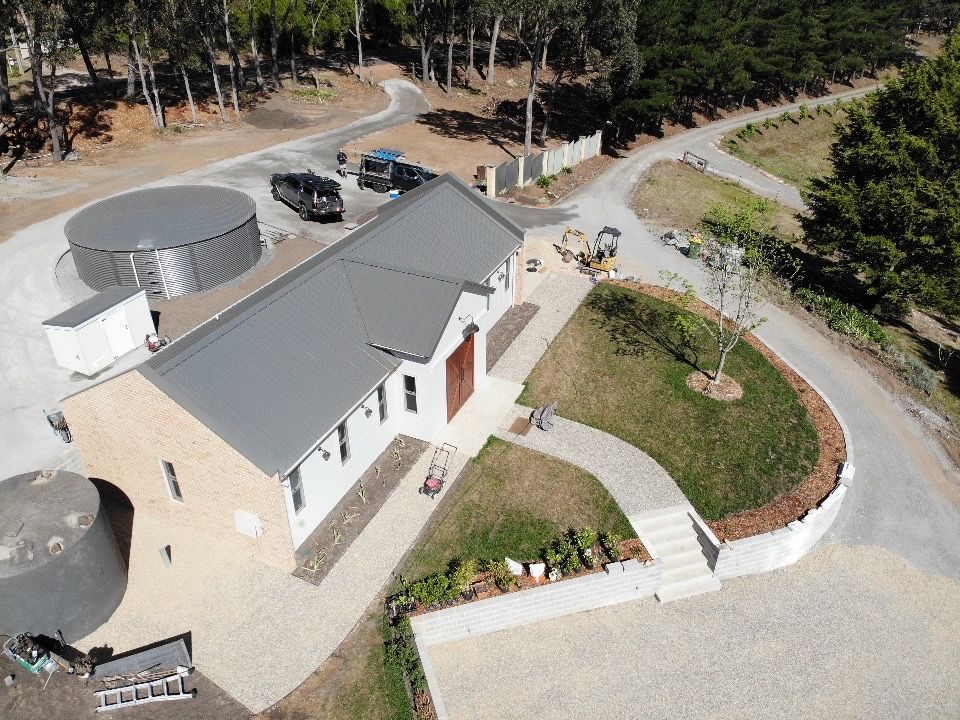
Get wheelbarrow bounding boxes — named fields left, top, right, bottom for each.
left=419, top=443, right=457, bottom=499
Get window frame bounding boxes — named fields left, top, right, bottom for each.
left=161, top=460, right=184, bottom=502
left=403, top=374, right=418, bottom=414
left=377, top=383, right=388, bottom=424
left=289, top=467, right=305, bottom=514
left=337, top=422, right=351, bottom=464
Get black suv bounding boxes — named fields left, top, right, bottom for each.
left=270, top=172, right=344, bottom=220
left=357, top=149, right=438, bottom=193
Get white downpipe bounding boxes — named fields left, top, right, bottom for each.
left=130, top=254, right=141, bottom=288
left=155, top=250, right=171, bottom=299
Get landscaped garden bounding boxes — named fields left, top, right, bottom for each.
left=403, top=438, right=637, bottom=581
left=518, top=282, right=823, bottom=524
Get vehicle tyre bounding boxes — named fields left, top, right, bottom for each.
left=271, top=185, right=280, bottom=201
left=336, top=213, right=344, bottom=222
left=374, top=184, right=388, bottom=193
left=357, top=178, right=365, bottom=190
left=299, top=203, right=309, bottom=220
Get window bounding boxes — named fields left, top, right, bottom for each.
left=377, top=384, right=388, bottom=423
left=161, top=460, right=183, bottom=502
left=289, top=468, right=305, bottom=514
left=404, top=375, right=418, bottom=413
left=338, top=422, right=350, bottom=464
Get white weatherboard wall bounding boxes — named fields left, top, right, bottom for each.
left=45, top=292, right=153, bottom=376
left=283, top=251, right=519, bottom=548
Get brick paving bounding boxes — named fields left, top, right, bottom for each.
left=485, top=302, right=540, bottom=372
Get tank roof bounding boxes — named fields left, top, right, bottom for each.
left=64, top=185, right=256, bottom=252
left=0, top=470, right=101, bottom=579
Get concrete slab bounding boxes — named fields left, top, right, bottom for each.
left=436, top=375, right=524, bottom=457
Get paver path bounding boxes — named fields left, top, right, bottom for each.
left=496, top=403, right=688, bottom=520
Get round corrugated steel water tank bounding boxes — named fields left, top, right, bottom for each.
left=65, top=185, right=262, bottom=299
left=0, top=470, right=127, bottom=643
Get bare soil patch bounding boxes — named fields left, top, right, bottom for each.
left=687, top=371, right=744, bottom=401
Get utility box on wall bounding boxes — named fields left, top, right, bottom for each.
left=42, top=287, right=154, bottom=376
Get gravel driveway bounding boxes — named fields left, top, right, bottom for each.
left=430, top=544, right=960, bottom=720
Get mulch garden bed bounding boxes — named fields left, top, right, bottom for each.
left=610, top=280, right=848, bottom=542
left=503, top=154, right=616, bottom=207
left=293, top=435, right=429, bottom=584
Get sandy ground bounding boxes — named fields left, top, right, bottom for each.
left=429, top=543, right=960, bottom=720
left=0, top=73, right=389, bottom=243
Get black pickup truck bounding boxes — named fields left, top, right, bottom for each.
left=270, top=172, right=344, bottom=220
left=356, top=149, right=438, bottom=193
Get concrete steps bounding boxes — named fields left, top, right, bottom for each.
left=631, top=506, right=721, bottom=604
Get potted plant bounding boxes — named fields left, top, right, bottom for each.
left=600, top=532, right=622, bottom=562
left=449, top=559, right=479, bottom=601
left=573, top=527, right=598, bottom=569
left=484, top=559, right=518, bottom=593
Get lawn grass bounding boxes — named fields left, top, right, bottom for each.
left=518, top=284, right=820, bottom=521
left=402, top=438, right=635, bottom=580
left=632, top=160, right=802, bottom=238
left=721, top=112, right=845, bottom=189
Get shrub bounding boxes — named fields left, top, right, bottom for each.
left=536, top=174, right=553, bottom=189
left=291, top=87, right=335, bottom=102
left=600, top=532, right=622, bottom=561
left=883, top=344, right=938, bottom=394
left=385, top=616, right=426, bottom=691
left=562, top=166, right=573, bottom=174
left=483, top=558, right=517, bottom=589
left=794, top=288, right=888, bottom=344
left=573, top=527, right=598, bottom=551
left=409, top=573, right=458, bottom=607
left=547, top=537, right=582, bottom=575
left=449, top=558, right=478, bottom=592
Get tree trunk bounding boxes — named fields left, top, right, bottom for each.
left=512, top=17, right=522, bottom=66
left=249, top=0, right=267, bottom=90
left=9, top=28, right=24, bottom=73
left=467, top=20, right=474, bottom=85
left=126, top=39, right=136, bottom=99
left=0, top=50, right=11, bottom=112
left=142, top=28, right=164, bottom=128
left=713, top=345, right=731, bottom=383
left=202, top=29, right=229, bottom=122
left=445, top=33, right=453, bottom=93
left=18, top=7, right=44, bottom=113
left=223, top=0, right=245, bottom=88
left=74, top=32, right=101, bottom=93
left=270, top=0, right=281, bottom=89
left=353, top=0, right=364, bottom=82
left=131, top=36, right=160, bottom=128
left=290, top=26, right=298, bottom=86
left=45, top=63, right=62, bottom=161
left=540, top=35, right=548, bottom=70
left=419, top=37, right=433, bottom=83
left=523, top=28, right=544, bottom=156
left=487, top=14, right=501, bottom=83
left=180, top=64, right=199, bottom=124
left=539, top=67, right=563, bottom=147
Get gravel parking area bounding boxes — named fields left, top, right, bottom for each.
left=430, top=543, right=960, bottom=720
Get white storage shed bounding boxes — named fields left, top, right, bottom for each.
left=43, top=287, right=154, bottom=376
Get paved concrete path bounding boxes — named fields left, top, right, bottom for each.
left=0, top=79, right=428, bottom=480
left=496, top=404, right=688, bottom=520
left=489, top=271, right=592, bottom=383
left=429, top=544, right=960, bottom=720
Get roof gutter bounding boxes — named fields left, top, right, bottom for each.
left=280, top=366, right=399, bottom=479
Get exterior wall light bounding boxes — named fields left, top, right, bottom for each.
left=321, top=449, right=331, bottom=461
left=458, top=314, right=480, bottom=336
left=361, top=404, right=373, bottom=418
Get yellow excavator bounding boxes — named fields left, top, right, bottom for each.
left=555, top=226, right=621, bottom=275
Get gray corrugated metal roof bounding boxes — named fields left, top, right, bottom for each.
left=345, top=175, right=524, bottom=282
left=42, top=287, right=144, bottom=328
left=64, top=185, right=256, bottom=251
left=344, top=260, right=471, bottom=358
left=138, top=174, right=522, bottom=476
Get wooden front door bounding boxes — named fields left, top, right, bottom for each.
left=446, top=334, right=475, bottom=422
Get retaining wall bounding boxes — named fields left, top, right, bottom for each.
left=411, top=558, right=663, bottom=647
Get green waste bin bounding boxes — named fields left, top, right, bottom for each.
left=687, top=235, right=703, bottom=259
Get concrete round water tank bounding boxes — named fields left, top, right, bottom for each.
left=0, top=470, right=127, bottom=643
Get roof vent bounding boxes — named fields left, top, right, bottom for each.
left=49, top=542, right=63, bottom=556
left=78, top=514, right=94, bottom=528
left=33, top=470, right=54, bottom=484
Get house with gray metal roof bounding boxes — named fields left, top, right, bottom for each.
left=63, top=174, right=524, bottom=569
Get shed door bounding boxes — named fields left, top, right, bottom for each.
left=446, top=334, right=475, bottom=422
left=101, top=310, right=135, bottom=359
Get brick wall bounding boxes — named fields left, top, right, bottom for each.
left=410, top=558, right=663, bottom=647
left=514, top=242, right=526, bottom=306
left=63, top=370, right=296, bottom=571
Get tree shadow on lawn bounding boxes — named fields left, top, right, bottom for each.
left=586, top=287, right=704, bottom=373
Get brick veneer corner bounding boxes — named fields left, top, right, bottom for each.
left=63, top=370, right=296, bottom=571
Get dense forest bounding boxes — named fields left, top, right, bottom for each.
left=2, top=0, right=960, bottom=160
